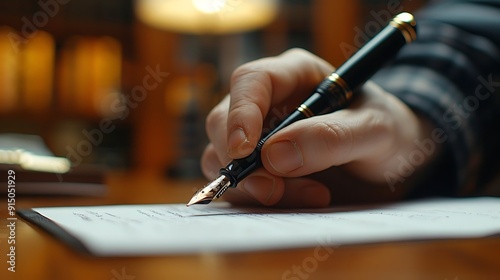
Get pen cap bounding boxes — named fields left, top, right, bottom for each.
left=335, top=12, right=417, bottom=90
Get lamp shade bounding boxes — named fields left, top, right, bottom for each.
left=135, top=0, right=279, bottom=34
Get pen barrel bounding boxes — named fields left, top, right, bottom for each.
left=221, top=148, right=262, bottom=184
left=221, top=108, right=307, bottom=184
left=302, top=80, right=352, bottom=116
left=220, top=13, right=417, bottom=187
left=336, top=12, right=417, bottom=90
left=294, top=13, right=417, bottom=126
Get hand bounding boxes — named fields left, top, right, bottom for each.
left=201, top=48, right=437, bottom=208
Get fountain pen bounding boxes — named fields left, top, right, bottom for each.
left=187, top=12, right=417, bottom=206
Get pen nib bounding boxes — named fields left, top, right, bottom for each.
left=187, top=175, right=232, bottom=206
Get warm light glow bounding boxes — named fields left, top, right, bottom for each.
left=192, top=0, right=226, bottom=14
left=135, top=0, right=278, bottom=34
left=20, top=31, right=55, bottom=113
left=0, top=149, right=71, bottom=173
left=19, top=152, right=71, bottom=174
left=0, top=27, right=19, bottom=113
left=58, top=36, right=122, bottom=117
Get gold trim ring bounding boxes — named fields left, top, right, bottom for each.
left=390, top=12, right=417, bottom=44
left=328, top=73, right=353, bottom=101
left=298, top=104, right=314, bottom=118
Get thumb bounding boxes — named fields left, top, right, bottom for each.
left=260, top=103, right=396, bottom=177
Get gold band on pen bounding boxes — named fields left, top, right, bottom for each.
left=296, top=14, right=414, bottom=121
left=297, top=73, right=353, bottom=118
left=390, top=12, right=417, bottom=44
left=298, top=104, right=314, bottom=118
left=328, top=73, right=353, bottom=101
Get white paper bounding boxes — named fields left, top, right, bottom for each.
left=31, top=197, right=500, bottom=256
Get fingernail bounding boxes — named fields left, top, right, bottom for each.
left=266, top=140, right=304, bottom=174
left=228, top=127, right=250, bottom=155
left=241, top=176, right=276, bottom=205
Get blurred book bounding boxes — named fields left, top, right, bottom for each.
left=0, top=133, right=106, bottom=196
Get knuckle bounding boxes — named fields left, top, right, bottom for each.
left=229, top=68, right=271, bottom=119
left=228, top=100, right=259, bottom=119
left=231, top=62, right=266, bottom=86
left=282, top=47, right=310, bottom=58
left=200, top=146, right=219, bottom=179
left=373, top=113, right=399, bottom=153
left=313, top=121, right=353, bottom=161
left=363, top=108, right=396, bottom=141
left=231, top=68, right=271, bottom=95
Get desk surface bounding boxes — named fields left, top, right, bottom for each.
left=3, top=171, right=500, bottom=280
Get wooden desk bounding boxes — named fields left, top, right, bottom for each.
left=4, top=171, right=500, bottom=280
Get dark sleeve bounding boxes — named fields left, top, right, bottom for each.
left=371, top=0, right=500, bottom=197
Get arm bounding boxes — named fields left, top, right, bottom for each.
left=372, top=0, right=500, bottom=197
left=201, top=1, right=500, bottom=207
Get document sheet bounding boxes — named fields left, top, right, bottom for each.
left=20, top=197, right=500, bottom=256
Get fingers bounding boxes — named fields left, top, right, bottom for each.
left=202, top=48, right=335, bottom=208
left=223, top=175, right=331, bottom=208
left=205, top=95, right=232, bottom=166
left=201, top=49, right=420, bottom=208
left=202, top=80, right=421, bottom=206
left=226, top=48, right=334, bottom=158
left=222, top=169, right=284, bottom=206
left=273, top=178, right=331, bottom=208
left=260, top=82, right=413, bottom=179
left=204, top=48, right=333, bottom=172
left=202, top=144, right=331, bottom=208
left=200, top=143, right=223, bottom=179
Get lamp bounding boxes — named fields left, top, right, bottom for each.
left=134, top=0, right=279, bottom=178
left=135, top=0, right=279, bottom=34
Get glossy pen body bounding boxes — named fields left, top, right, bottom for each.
left=187, top=12, right=417, bottom=206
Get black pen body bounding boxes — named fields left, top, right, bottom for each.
left=219, top=13, right=417, bottom=188
left=220, top=109, right=305, bottom=185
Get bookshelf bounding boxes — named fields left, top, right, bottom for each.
left=0, top=0, right=428, bottom=177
